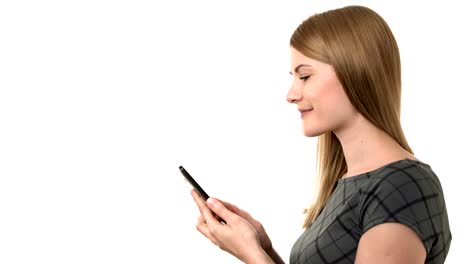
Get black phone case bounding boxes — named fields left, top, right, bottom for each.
left=179, top=166, right=210, bottom=201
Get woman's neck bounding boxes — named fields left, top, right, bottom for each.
left=334, top=114, right=415, bottom=179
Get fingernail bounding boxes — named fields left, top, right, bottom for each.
left=207, top=198, right=216, bottom=207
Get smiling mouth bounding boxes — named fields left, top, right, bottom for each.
left=300, top=109, right=313, bottom=118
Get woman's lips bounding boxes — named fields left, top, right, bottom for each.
left=300, top=109, right=313, bottom=118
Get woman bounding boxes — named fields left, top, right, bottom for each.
left=191, top=5, right=451, bottom=264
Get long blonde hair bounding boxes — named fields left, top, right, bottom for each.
left=290, top=5, right=413, bottom=228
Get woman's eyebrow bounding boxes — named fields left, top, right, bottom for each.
left=289, top=64, right=312, bottom=75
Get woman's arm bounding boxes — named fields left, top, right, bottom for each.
left=265, top=247, right=286, bottom=264
left=355, top=222, right=426, bottom=264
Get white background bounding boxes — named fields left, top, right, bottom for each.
left=0, top=0, right=466, bottom=263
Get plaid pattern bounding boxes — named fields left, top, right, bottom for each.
left=290, top=159, right=451, bottom=264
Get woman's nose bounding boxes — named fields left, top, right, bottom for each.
left=286, top=82, right=302, bottom=104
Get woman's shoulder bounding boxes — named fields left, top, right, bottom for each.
left=338, top=158, right=439, bottom=187
left=367, top=158, right=443, bottom=191
left=354, top=158, right=452, bottom=260
left=337, top=158, right=447, bottom=213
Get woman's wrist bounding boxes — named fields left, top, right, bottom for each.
left=265, top=246, right=285, bottom=264
left=243, top=247, right=275, bottom=264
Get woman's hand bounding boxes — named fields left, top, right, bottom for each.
left=191, top=190, right=274, bottom=263
left=214, top=198, right=273, bottom=253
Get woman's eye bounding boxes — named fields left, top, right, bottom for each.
left=299, top=75, right=310, bottom=81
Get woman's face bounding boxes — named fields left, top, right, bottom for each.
left=287, top=47, right=358, bottom=137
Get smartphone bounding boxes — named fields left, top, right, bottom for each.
left=179, top=165, right=225, bottom=224
left=179, top=165, right=210, bottom=201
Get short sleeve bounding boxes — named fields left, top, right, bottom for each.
left=359, top=165, right=445, bottom=253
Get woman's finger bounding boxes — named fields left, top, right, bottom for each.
left=212, top=198, right=253, bottom=221
left=205, top=197, right=235, bottom=225
left=196, top=215, right=209, bottom=236
left=196, top=215, right=221, bottom=246
left=191, top=190, right=221, bottom=226
left=215, top=199, right=240, bottom=213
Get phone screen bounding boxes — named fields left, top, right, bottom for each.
left=179, top=166, right=210, bottom=201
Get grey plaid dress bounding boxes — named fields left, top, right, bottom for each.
left=290, top=159, right=451, bottom=264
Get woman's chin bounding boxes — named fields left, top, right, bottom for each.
left=304, top=129, right=322, bottom=137
left=303, top=128, right=323, bottom=137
